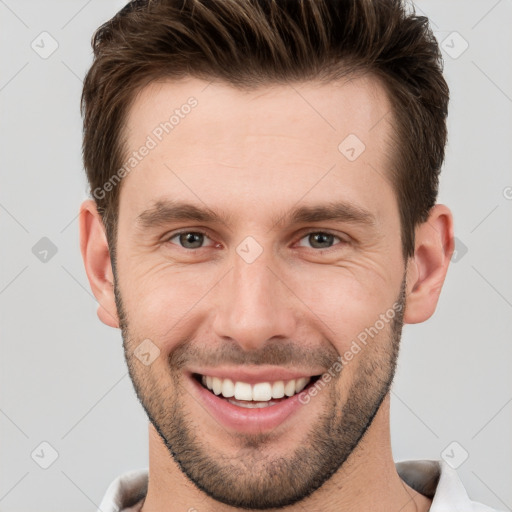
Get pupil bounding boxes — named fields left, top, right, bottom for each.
left=311, top=233, right=333, bottom=248
left=181, top=232, right=203, bottom=249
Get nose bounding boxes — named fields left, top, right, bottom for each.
left=211, top=244, right=298, bottom=351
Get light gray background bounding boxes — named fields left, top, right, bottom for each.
left=1, top=1, right=511, bottom=511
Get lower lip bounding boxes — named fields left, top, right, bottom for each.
left=188, top=374, right=316, bottom=434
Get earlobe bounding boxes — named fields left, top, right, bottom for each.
left=79, top=199, right=120, bottom=328
left=403, top=204, right=455, bottom=324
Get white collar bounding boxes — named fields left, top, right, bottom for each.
left=98, top=459, right=502, bottom=512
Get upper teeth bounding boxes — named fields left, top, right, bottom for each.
left=201, top=375, right=311, bottom=401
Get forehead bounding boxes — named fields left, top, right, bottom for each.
left=119, top=76, right=395, bottom=225
left=125, top=75, right=392, bottom=148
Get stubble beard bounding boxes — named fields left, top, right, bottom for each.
left=114, top=273, right=406, bottom=509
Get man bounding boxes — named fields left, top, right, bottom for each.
left=79, top=0, right=500, bottom=511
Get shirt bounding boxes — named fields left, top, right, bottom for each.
left=97, top=460, right=503, bottom=512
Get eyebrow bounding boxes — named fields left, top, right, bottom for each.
left=136, top=199, right=376, bottom=231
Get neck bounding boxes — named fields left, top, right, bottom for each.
left=140, top=395, right=431, bottom=512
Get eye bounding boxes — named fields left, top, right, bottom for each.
left=164, top=229, right=347, bottom=251
left=296, top=231, right=346, bottom=250
left=166, top=230, right=217, bottom=250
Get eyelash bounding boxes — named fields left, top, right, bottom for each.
left=164, top=229, right=349, bottom=252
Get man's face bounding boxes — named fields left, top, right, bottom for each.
left=114, top=76, right=406, bottom=508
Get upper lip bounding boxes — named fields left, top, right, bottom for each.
left=188, top=366, right=324, bottom=385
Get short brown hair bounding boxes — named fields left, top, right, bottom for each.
left=81, top=0, right=449, bottom=261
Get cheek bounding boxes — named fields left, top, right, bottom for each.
left=119, top=263, right=217, bottom=342
left=291, top=266, right=396, bottom=351
left=118, top=249, right=401, bottom=357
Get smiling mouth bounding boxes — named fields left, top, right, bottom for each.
left=192, top=373, right=322, bottom=408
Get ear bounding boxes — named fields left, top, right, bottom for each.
left=403, top=204, right=455, bottom=324
left=79, top=199, right=120, bottom=328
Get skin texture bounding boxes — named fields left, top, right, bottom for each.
left=80, top=76, right=454, bottom=511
